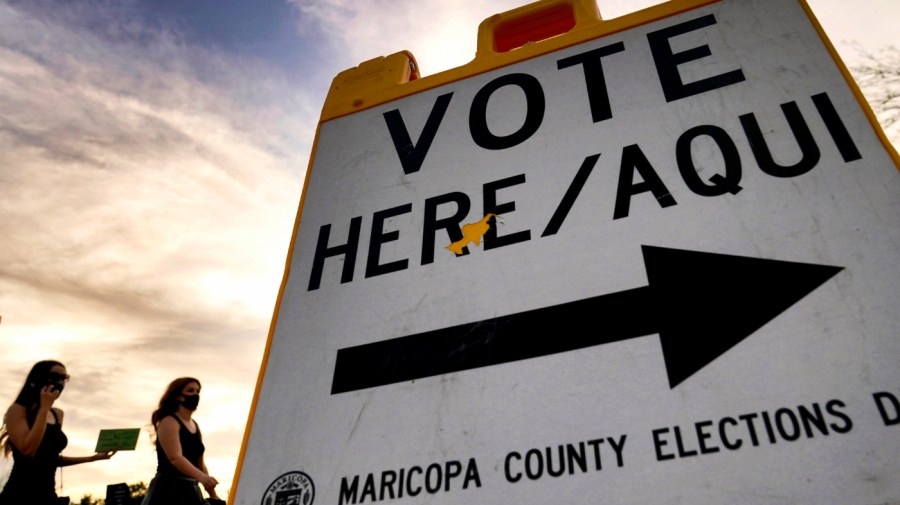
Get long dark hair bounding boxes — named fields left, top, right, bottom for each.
left=1, top=360, right=65, bottom=456
left=150, top=377, right=201, bottom=431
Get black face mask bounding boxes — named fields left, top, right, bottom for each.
left=180, top=394, right=200, bottom=411
left=47, top=372, right=68, bottom=393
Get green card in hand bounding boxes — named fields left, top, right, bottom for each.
left=95, top=428, right=141, bottom=452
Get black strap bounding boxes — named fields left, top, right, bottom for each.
left=168, top=414, right=201, bottom=436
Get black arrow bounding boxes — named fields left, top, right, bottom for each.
left=331, top=246, right=842, bottom=394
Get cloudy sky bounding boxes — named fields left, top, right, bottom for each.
left=0, top=0, right=897, bottom=501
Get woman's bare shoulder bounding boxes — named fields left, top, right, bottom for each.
left=157, top=415, right=179, bottom=431
left=4, top=403, right=25, bottom=420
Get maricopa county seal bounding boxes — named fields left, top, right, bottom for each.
left=262, top=471, right=315, bottom=505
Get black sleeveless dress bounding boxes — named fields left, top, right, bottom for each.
left=0, top=409, right=68, bottom=505
left=142, top=415, right=206, bottom=505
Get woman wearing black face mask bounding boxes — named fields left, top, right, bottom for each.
left=142, top=377, right=219, bottom=505
left=0, top=360, right=115, bottom=505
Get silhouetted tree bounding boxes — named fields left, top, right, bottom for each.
left=129, top=481, right=148, bottom=502
left=77, top=481, right=147, bottom=505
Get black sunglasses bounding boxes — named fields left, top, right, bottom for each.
left=48, top=372, right=70, bottom=383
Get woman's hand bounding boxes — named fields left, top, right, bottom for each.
left=199, top=474, right=219, bottom=494
left=91, top=451, right=116, bottom=461
left=39, top=385, right=60, bottom=409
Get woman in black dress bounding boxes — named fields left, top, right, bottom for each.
left=0, top=360, right=115, bottom=505
left=142, top=377, right=220, bottom=505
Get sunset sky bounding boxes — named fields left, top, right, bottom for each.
left=0, top=0, right=897, bottom=501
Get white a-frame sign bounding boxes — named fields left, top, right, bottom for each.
left=232, top=0, right=900, bottom=504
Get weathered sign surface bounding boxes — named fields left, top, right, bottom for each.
left=233, top=0, right=900, bottom=503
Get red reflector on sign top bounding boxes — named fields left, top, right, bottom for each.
left=494, top=3, right=576, bottom=52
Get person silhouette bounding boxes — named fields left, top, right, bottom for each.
left=142, top=377, right=219, bottom=505
left=0, top=360, right=115, bottom=505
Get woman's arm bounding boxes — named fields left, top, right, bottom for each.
left=59, top=451, right=115, bottom=466
left=3, top=386, right=58, bottom=457
left=158, top=417, right=218, bottom=492
left=50, top=408, right=116, bottom=466
left=199, top=454, right=221, bottom=500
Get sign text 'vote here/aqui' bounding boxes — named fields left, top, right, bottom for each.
left=232, top=0, right=900, bottom=504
